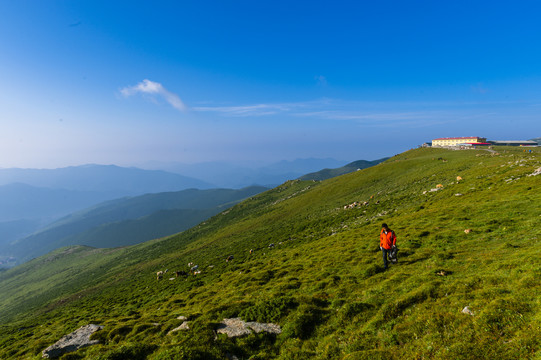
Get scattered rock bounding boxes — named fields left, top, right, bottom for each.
left=528, top=167, right=541, bottom=177
left=456, top=176, right=463, bottom=181
left=462, top=306, right=475, bottom=316
left=169, top=321, right=190, bottom=333
left=42, top=324, right=103, bottom=358
left=216, top=318, right=281, bottom=338
left=455, top=193, right=463, bottom=196
left=177, top=315, right=187, bottom=321
left=436, top=184, right=444, bottom=188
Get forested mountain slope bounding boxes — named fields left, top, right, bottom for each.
left=6, top=186, right=267, bottom=264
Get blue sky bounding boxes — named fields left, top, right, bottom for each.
left=1, top=1, right=540, bottom=168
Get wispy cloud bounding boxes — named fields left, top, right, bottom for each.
left=294, top=110, right=441, bottom=121
left=193, top=99, right=448, bottom=125
left=184, top=96, right=530, bottom=128
left=193, top=103, right=296, bottom=117
left=120, top=79, right=187, bottom=112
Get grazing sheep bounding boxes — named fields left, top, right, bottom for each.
left=226, top=255, right=234, bottom=262
left=190, top=265, right=199, bottom=274
left=156, top=271, right=164, bottom=280
left=436, top=184, right=444, bottom=188
left=175, top=271, right=187, bottom=277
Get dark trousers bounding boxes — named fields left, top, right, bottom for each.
left=382, top=248, right=389, bottom=269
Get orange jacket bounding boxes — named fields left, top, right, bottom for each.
left=380, top=229, right=397, bottom=250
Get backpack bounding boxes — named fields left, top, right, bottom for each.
left=388, top=245, right=398, bottom=263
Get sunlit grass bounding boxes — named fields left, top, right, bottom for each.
left=0, top=147, right=539, bottom=359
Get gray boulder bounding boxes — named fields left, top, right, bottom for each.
left=42, top=324, right=104, bottom=358
left=217, top=318, right=281, bottom=338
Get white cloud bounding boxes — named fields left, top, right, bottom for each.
left=193, top=104, right=290, bottom=117
left=120, top=79, right=187, bottom=112
left=192, top=99, right=326, bottom=117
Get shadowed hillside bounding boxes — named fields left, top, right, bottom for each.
left=4, top=186, right=267, bottom=265
left=0, top=147, right=539, bottom=359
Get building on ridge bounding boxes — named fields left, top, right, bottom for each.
left=432, top=136, right=487, bottom=147
left=489, top=140, right=538, bottom=146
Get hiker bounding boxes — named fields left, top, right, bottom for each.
left=380, top=223, right=397, bottom=270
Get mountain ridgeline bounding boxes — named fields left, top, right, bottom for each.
left=298, top=158, right=389, bottom=181
left=0, top=165, right=214, bottom=194
left=3, top=186, right=268, bottom=265
left=0, top=147, right=539, bottom=359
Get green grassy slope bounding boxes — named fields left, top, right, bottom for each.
left=0, top=147, right=540, bottom=360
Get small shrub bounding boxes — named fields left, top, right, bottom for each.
left=281, top=304, right=328, bottom=340
left=106, top=325, right=132, bottom=343
left=213, top=301, right=252, bottom=320
left=149, top=346, right=218, bottom=360
left=89, top=328, right=108, bottom=344
left=239, top=296, right=298, bottom=323
left=97, top=343, right=157, bottom=360
left=339, top=301, right=374, bottom=322
left=59, top=353, right=83, bottom=360
left=343, top=349, right=388, bottom=360
left=361, top=264, right=384, bottom=279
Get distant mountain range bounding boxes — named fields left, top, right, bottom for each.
left=0, top=183, right=118, bottom=223
left=0, top=157, right=384, bottom=267
left=0, top=165, right=215, bottom=255
left=0, top=164, right=213, bottom=195
left=3, top=186, right=267, bottom=264
left=137, top=158, right=349, bottom=188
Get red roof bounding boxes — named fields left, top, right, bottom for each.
left=432, top=137, right=483, bottom=140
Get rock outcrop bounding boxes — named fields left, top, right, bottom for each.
left=528, top=167, right=541, bottom=177
left=42, top=324, right=103, bottom=358
left=216, top=318, right=281, bottom=338
left=169, top=321, right=190, bottom=333
left=462, top=306, right=475, bottom=316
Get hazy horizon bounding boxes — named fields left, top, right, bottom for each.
left=1, top=1, right=540, bottom=169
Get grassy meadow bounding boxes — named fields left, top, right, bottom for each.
left=0, top=147, right=539, bottom=359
